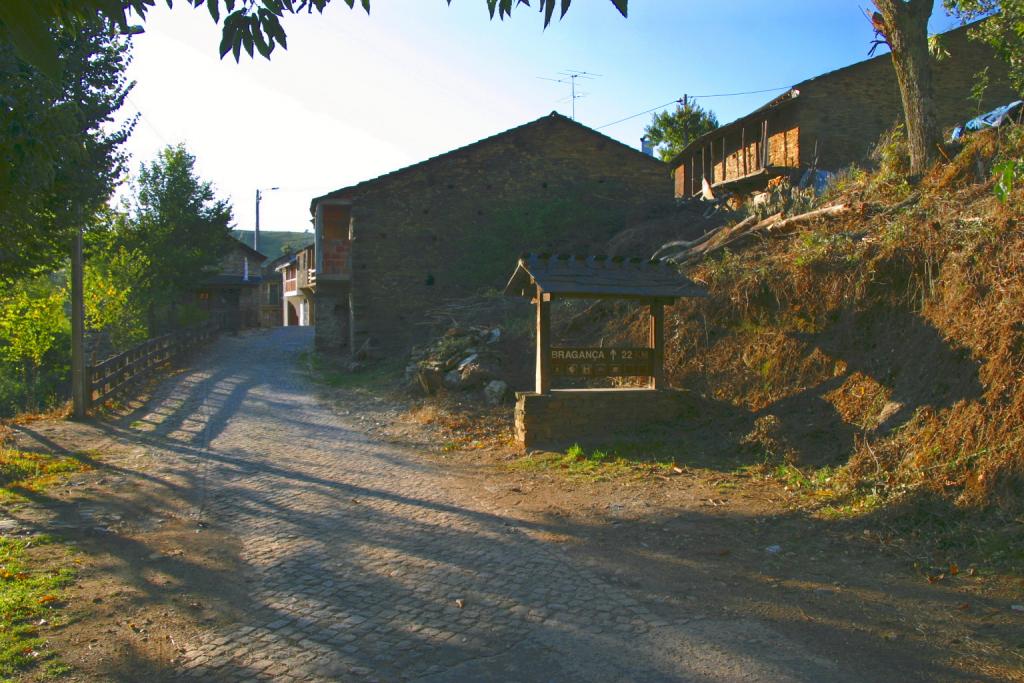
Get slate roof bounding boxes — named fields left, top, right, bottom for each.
left=201, top=274, right=263, bottom=287
left=504, top=253, right=707, bottom=300
left=228, top=235, right=268, bottom=261
left=310, top=112, right=665, bottom=211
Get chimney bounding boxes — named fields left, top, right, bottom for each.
left=641, top=136, right=654, bottom=157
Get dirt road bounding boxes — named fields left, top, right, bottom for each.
left=8, top=328, right=1021, bottom=681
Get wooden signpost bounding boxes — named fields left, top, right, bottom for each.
left=506, top=253, right=706, bottom=395
left=549, top=347, right=653, bottom=378
left=504, top=253, right=708, bottom=447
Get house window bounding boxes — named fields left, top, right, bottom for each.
left=198, top=291, right=210, bottom=301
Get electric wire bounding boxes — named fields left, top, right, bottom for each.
left=595, top=85, right=792, bottom=130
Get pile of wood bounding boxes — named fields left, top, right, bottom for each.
left=652, top=203, right=856, bottom=265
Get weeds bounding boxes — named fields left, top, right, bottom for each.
left=0, top=535, right=75, bottom=680
left=512, top=442, right=676, bottom=481
left=0, top=449, right=90, bottom=503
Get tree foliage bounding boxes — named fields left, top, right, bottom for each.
left=643, top=102, right=719, bottom=162
left=84, top=243, right=150, bottom=349
left=0, top=14, right=133, bottom=284
left=0, top=0, right=627, bottom=70
left=0, top=279, right=70, bottom=412
left=117, top=144, right=234, bottom=330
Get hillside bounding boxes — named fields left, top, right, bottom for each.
left=231, top=229, right=313, bottom=261
left=593, top=126, right=1024, bottom=567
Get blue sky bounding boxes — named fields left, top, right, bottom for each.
left=120, top=0, right=961, bottom=242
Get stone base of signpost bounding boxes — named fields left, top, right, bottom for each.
left=514, top=388, right=692, bottom=449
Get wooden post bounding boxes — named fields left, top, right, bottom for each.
left=742, top=126, right=747, bottom=176
left=71, top=225, right=87, bottom=418
left=535, top=290, right=551, bottom=394
left=649, top=302, right=665, bottom=390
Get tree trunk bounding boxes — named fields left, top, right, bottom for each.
left=873, top=0, right=939, bottom=176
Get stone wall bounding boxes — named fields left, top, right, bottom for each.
left=797, top=24, right=1017, bottom=172
left=515, top=388, right=693, bottom=449
left=673, top=23, right=1019, bottom=196
left=316, top=113, right=672, bottom=356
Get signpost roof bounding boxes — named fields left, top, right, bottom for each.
left=503, top=253, right=708, bottom=300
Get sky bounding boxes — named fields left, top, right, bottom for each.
left=119, top=0, right=962, bottom=242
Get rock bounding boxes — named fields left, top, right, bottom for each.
left=416, top=366, right=444, bottom=395
left=443, top=369, right=463, bottom=390
left=403, top=362, right=419, bottom=384
left=765, top=544, right=782, bottom=554
left=484, top=380, right=508, bottom=405
left=459, top=360, right=499, bottom=388
left=486, top=328, right=501, bottom=344
left=456, top=353, right=479, bottom=370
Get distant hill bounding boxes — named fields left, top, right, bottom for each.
left=232, top=230, right=314, bottom=261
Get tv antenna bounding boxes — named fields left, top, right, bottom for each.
left=537, top=70, right=600, bottom=120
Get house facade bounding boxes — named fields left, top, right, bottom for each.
left=670, top=24, right=1018, bottom=198
left=195, top=237, right=267, bottom=331
left=277, top=243, right=316, bottom=327
left=259, top=252, right=292, bottom=327
left=309, top=112, right=673, bottom=356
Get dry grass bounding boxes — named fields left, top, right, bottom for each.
left=647, top=126, right=1024, bottom=551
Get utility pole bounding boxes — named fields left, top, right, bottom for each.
left=682, top=94, right=689, bottom=146
left=71, top=225, right=86, bottom=419
left=254, top=186, right=279, bottom=253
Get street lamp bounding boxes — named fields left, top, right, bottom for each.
left=255, top=186, right=280, bottom=253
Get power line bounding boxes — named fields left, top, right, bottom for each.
left=595, top=85, right=792, bottom=130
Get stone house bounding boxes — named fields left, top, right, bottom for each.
left=308, top=112, right=672, bottom=356
left=258, top=252, right=292, bottom=328
left=670, top=23, right=1018, bottom=198
left=195, top=236, right=266, bottom=331
left=275, top=243, right=316, bottom=327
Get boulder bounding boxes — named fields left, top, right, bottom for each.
left=484, top=379, right=508, bottom=405
left=416, top=365, right=445, bottom=395
left=443, top=369, right=463, bottom=390
left=458, top=360, right=500, bottom=389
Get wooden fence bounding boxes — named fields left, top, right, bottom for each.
left=86, top=323, right=218, bottom=411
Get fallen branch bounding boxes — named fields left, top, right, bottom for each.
left=652, top=216, right=752, bottom=260
left=763, top=203, right=850, bottom=235
left=677, top=205, right=850, bottom=264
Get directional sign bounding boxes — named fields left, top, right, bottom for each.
left=549, top=347, right=653, bottom=377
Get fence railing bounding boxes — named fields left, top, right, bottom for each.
left=86, top=323, right=218, bottom=411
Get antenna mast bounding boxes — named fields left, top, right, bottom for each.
left=537, top=70, right=600, bottom=120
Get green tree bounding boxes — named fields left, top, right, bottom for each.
left=84, top=244, right=150, bottom=350
left=0, top=14, right=133, bottom=284
left=0, top=280, right=70, bottom=411
left=644, top=102, right=719, bottom=162
left=119, top=144, right=233, bottom=331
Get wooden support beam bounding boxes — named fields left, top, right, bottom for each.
left=535, top=290, right=551, bottom=394
left=742, top=126, right=747, bottom=176
left=649, top=302, right=665, bottom=390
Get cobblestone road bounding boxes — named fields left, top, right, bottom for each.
left=118, top=328, right=850, bottom=682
